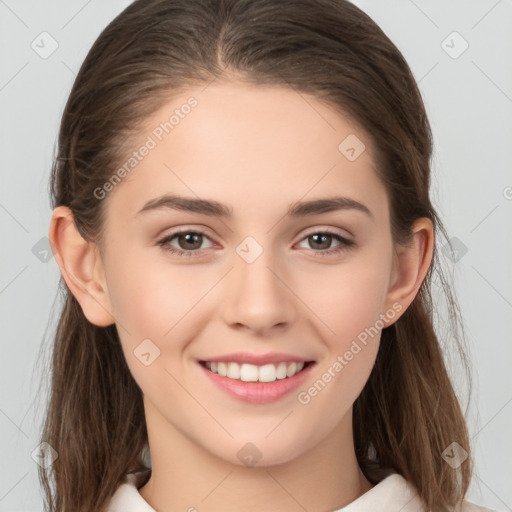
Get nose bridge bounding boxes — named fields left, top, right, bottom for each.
left=222, top=234, right=296, bottom=332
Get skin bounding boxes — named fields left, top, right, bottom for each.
left=49, top=79, right=434, bottom=512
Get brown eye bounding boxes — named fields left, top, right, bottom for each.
left=307, top=233, right=335, bottom=250
left=175, top=232, right=204, bottom=250
left=158, top=230, right=214, bottom=257
left=297, top=231, right=355, bottom=257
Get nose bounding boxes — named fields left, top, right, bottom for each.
left=221, top=246, right=297, bottom=336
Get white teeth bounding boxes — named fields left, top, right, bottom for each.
left=286, top=362, right=297, bottom=377
left=240, top=363, right=259, bottom=382
left=276, top=362, right=288, bottom=379
left=258, top=364, right=276, bottom=383
left=204, top=360, right=307, bottom=382
left=217, top=362, right=227, bottom=377
left=227, top=362, right=241, bottom=379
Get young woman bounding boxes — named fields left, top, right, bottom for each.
left=41, top=0, right=494, bottom=510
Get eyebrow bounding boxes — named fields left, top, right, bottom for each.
left=137, top=194, right=374, bottom=221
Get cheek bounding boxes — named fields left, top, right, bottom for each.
left=303, top=246, right=393, bottom=350
left=106, top=249, right=211, bottom=340
left=294, top=256, right=390, bottom=428
left=105, top=251, right=220, bottom=390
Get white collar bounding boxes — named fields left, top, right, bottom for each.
left=106, top=470, right=426, bottom=511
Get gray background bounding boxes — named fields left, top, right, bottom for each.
left=1, top=0, right=511, bottom=510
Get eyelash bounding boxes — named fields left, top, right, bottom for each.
left=157, top=229, right=355, bottom=258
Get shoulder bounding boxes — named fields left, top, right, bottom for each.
left=460, top=500, right=497, bottom=512
left=103, top=470, right=496, bottom=512
left=104, top=470, right=154, bottom=512
left=338, top=473, right=496, bottom=512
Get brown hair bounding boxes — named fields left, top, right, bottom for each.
left=40, top=0, right=473, bottom=510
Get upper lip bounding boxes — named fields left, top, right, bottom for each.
left=199, top=352, right=314, bottom=365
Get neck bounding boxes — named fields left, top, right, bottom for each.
left=138, top=400, right=374, bottom=512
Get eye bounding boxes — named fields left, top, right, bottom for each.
left=296, top=230, right=355, bottom=257
left=157, top=230, right=214, bottom=257
left=157, top=229, right=355, bottom=258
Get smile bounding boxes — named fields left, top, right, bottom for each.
left=201, top=360, right=310, bottom=383
left=198, top=356, right=315, bottom=404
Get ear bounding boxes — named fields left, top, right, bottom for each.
left=48, top=206, right=115, bottom=327
left=382, top=217, right=434, bottom=326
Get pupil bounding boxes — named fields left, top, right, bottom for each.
left=311, top=234, right=330, bottom=250
left=181, top=233, right=202, bottom=250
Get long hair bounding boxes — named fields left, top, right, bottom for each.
left=39, top=1, right=473, bottom=510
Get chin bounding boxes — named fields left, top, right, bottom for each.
left=206, top=433, right=317, bottom=469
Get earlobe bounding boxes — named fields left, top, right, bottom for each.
left=48, top=206, right=115, bottom=327
left=383, top=217, right=434, bottom=326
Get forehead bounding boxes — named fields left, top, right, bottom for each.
left=105, top=80, right=388, bottom=224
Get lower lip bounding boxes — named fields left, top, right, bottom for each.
left=199, top=362, right=314, bottom=404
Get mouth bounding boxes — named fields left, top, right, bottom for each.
left=197, top=357, right=316, bottom=404
left=199, top=360, right=313, bottom=383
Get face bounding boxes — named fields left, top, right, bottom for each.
left=97, top=80, right=399, bottom=467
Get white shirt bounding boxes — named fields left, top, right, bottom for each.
left=105, top=470, right=495, bottom=512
